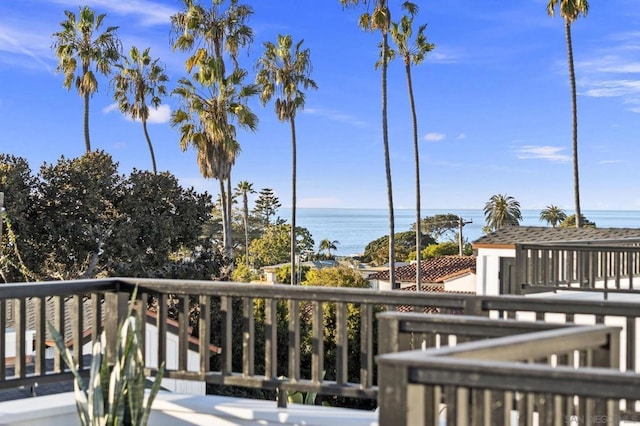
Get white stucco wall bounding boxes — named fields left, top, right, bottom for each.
left=475, top=247, right=515, bottom=295
left=145, top=324, right=206, bottom=395
left=443, top=274, right=476, bottom=293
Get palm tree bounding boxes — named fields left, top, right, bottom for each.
left=547, top=0, right=589, bottom=228
left=539, top=205, right=567, bottom=227
left=52, top=5, right=121, bottom=153
left=235, top=180, right=256, bottom=267
left=318, top=239, right=339, bottom=258
left=170, top=0, right=257, bottom=267
left=389, top=4, right=434, bottom=288
left=340, top=0, right=397, bottom=288
left=256, top=34, right=317, bottom=285
left=483, top=194, right=522, bottom=233
left=112, top=46, right=168, bottom=174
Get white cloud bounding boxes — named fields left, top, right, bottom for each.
left=423, top=132, right=446, bottom=142
left=303, top=107, right=368, bottom=128
left=515, top=145, right=571, bottom=162
left=147, top=104, right=171, bottom=124
left=103, top=103, right=119, bottom=114
left=46, top=0, right=177, bottom=27
left=600, top=159, right=624, bottom=165
left=456, top=133, right=467, bottom=140
left=102, top=103, right=171, bottom=124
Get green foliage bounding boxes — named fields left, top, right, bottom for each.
left=422, top=242, right=459, bottom=260
left=483, top=193, right=522, bottom=232
left=560, top=214, right=596, bottom=228
left=109, top=170, right=213, bottom=278
left=362, top=231, right=435, bottom=265
left=1, top=154, right=221, bottom=283
left=248, top=224, right=314, bottom=268
left=231, top=262, right=257, bottom=282
left=48, top=302, right=164, bottom=426
left=276, top=264, right=309, bottom=284
left=539, top=205, right=567, bottom=228
left=301, top=268, right=379, bottom=409
left=415, top=213, right=460, bottom=241
left=34, top=151, right=122, bottom=280
left=252, top=188, right=281, bottom=227
left=303, top=266, right=369, bottom=288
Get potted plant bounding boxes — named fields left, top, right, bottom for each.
left=48, top=300, right=164, bottom=426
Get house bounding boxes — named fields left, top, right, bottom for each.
left=472, top=226, right=640, bottom=295
left=368, top=256, right=476, bottom=292
left=4, top=295, right=221, bottom=397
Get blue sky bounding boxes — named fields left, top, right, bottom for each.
left=2, top=0, right=640, bottom=211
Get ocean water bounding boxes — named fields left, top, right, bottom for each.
left=279, top=208, right=640, bottom=257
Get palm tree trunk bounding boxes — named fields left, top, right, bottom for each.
left=226, top=175, right=233, bottom=266
left=243, top=192, right=250, bottom=267
left=405, top=60, right=421, bottom=289
left=219, top=179, right=230, bottom=275
left=83, top=92, right=91, bottom=152
left=142, top=119, right=158, bottom=174
left=381, top=31, right=396, bottom=289
left=565, top=20, right=582, bottom=228
left=290, top=116, right=297, bottom=285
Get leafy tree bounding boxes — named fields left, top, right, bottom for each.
left=483, top=193, right=522, bottom=233
left=276, top=264, right=310, bottom=285
left=341, top=0, right=397, bottom=288
left=301, top=266, right=378, bottom=409
left=107, top=170, right=213, bottom=278
left=318, top=239, right=339, bottom=258
left=547, top=0, right=589, bottom=228
left=422, top=242, right=459, bottom=260
left=170, top=0, right=258, bottom=270
left=256, top=34, right=317, bottom=285
left=362, top=231, right=435, bottom=266
left=389, top=3, right=434, bottom=288
left=248, top=224, right=314, bottom=268
left=231, top=262, right=257, bottom=282
left=560, top=214, right=595, bottom=228
left=234, top=181, right=256, bottom=267
left=253, top=188, right=281, bottom=227
left=539, top=205, right=567, bottom=227
left=51, top=5, right=122, bottom=152
left=415, top=213, right=460, bottom=241
left=0, top=155, right=37, bottom=282
left=33, top=151, right=122, bottom=280
left=112, top=46, right=168, bottom=174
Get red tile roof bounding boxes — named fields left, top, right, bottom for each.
left=369, top=256, right=476, bottom=284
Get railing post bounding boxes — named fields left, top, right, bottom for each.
left=104, top=292, right=129, bottom=365
left=514, top=244, right=527, bottom=295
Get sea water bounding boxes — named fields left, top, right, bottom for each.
left=279, top=208, right=640, bottom=257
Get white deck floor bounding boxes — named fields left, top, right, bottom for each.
left=0, top=391, right=379, bottom=426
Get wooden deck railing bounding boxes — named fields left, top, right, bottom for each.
left=377, top=314, right=623, bottom=425
left=515, top=238, right=640, bottom=297
left=2, top=277, right=640, bottom=415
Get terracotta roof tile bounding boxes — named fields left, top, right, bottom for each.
left=369, top=256, right=476, bottom=284
left=395, top=285, right=473, bottom=314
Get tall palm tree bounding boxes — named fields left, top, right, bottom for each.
left=52, top=5, right=121, bottom=153
left=318, top=239, right=339, bottom=258
left=112, top=46, right=168, bottom=174
left=483, top=194, right=522, bottom=233
left=340, top=0, right=397, bottom=288
left=540, top=205, right=567, bottom=228
left=170, top=0, right=257, bottom=266
left=235, top=180, right=255, bottom=267
left=389, top=4, right=433, bottom=288
left=256, top=34, right=317, bottom=285
left=547, top=0, right=589, bottom=228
